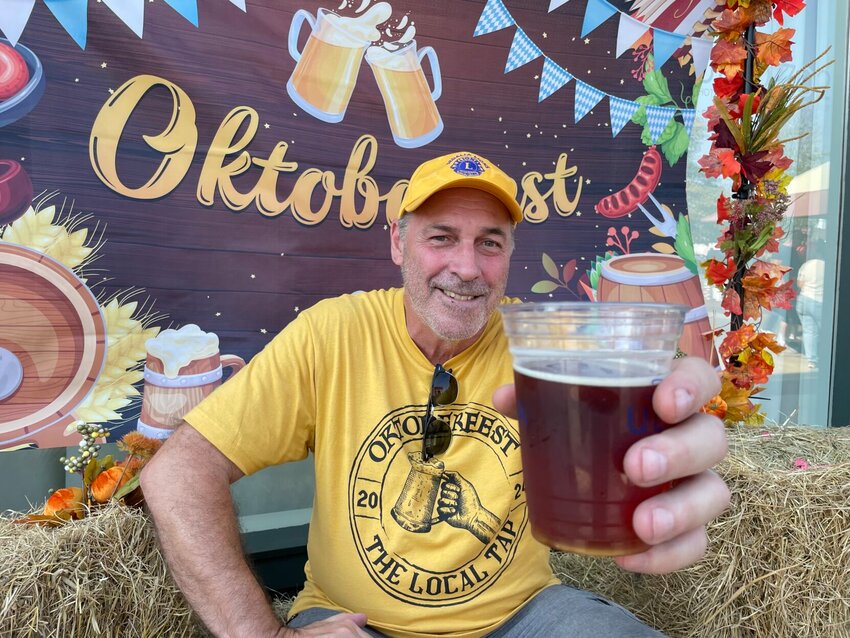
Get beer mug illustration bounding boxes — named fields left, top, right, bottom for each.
left=392, top=451, right=445, bottom=533
left=366, top=41, right=444, bottom=148
left=287, top=8, right=374, bottom=123
left=137, top=325, right=245, bottom=439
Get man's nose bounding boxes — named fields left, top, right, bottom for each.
left=449, top=242, right=482, bottom=281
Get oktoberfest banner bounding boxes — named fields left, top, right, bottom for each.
left=0, top=0, right=718, bottom=450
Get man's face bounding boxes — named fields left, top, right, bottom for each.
left=391, top=187, right=514, bottom=344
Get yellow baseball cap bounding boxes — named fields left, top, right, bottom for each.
left=398, top=152, right=524, bottom=223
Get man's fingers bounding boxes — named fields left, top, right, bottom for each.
left=631, top=470, right=730, bottom=546
left=492, top=384, right=516, bottom=419
left=613, top=526, right=709, bottom=575
left=624, top=412, right=728, bottom=486
left=653, top=356, right=721, bottom=424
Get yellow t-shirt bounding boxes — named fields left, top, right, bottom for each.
left=184, top=288, right=558, bottom=638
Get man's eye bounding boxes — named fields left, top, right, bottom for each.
left=430, top=235, right=449, bottom=242
left=482, top=240, right=502, bottom=249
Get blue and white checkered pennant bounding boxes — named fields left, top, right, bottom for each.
left=646, top=105, right=676, bottom=142
left=681, top=108, right=696, bottom=135
left=474, top=0, right=514, bottom=37
left=505, top=28, right=542, bottom=73
left=574, top=80, right=606, bottom=123
left=609, top=96, right=639, bottom=137
left=538, top=57, right=573, bottom=102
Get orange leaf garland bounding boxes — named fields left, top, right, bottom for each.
left=741, top=260, right=796, bottom=319
left=704, top=258, right=737, bottom=286
left=698, top=0, right=825, bottom=425
left=755, top=28, right=795, bottom=66
left=772, top=0, right=805, bottom=24
left=712, top=8, right=755, bottom=37
left=710, top=39, right=749, bottom=78
left=720, top=378, right=765, bottom=423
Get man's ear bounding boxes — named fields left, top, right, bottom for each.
left=390, top=221, right=404, bottom=266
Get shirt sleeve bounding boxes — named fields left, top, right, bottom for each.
left=183, top=313, right=317, bottom=476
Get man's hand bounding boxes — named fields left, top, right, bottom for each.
left=281, top=613, right=370, bottom=636
left=493, top=356, right=730, bottom=575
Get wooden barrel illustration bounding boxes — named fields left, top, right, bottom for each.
left=597, top=253, right=717, bottom=363
left=0, top=243, right=106, bottom=449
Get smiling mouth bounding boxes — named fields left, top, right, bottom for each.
left=439, top=289, right=480, bottom=302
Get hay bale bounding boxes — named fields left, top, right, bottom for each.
left=0, top=503, right=199, bottom=638
left=551, top=426, right=850, bottom=638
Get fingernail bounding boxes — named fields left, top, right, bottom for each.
left=674, top=387, right=694, bottom=417
left=652, top=507, right=674, bottom=540
left=641, top=449, right=667, bottom=482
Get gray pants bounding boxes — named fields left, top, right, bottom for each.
left=287, top=584, right=666, bottom=637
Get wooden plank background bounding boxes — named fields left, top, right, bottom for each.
left=0, top=0, right=699, bottom=440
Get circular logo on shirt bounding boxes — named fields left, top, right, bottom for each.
left=348, top=402, right=527, bottom=607
left=449, top=155, right=487, bottom=177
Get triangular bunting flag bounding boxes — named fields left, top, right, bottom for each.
left=609, top=96, right=640, bottom=137
left=574, top=80, right=605, bottom=123
left=228, top=0, right=247, bottom=10
left=675, top=0, right=716, bottom=35
left=538, top=57, right=573, bottom=102
left=474, top=0, right=514, bottom=37
left=616, top=13, right=650, bottom=58
left=0, top=0, right=35, bottom=45
left=690, top=37, right=712, bottom=78
left=164, top=0, right=199, bottom=26
left=653, top=29, right=687, bottom=69
left=681, top=108, right=696, bottom=135
left=548, top=0, right=570, bottom=11
left=646, top=105, right=676, bottom=142
left=581, top=0, right=618, bottom=38
left=504, top=27, right=542, bottom=73
left=102, top=0, right=145, bottom=37
left=45, top=0, right=88, bottom=48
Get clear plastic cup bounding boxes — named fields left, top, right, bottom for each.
left=500, top=301, right=687, bottom=556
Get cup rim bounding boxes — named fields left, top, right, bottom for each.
left=500, top=301, right=690, bottom=317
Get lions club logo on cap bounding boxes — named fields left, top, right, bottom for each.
left=449, top=154, right=487, bottom=177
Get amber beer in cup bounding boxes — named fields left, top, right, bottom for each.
left=500, top=302, right=686, bottom=556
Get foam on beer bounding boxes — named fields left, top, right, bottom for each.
left=512, top=354, right=666, bottom=388
left=146, top=324, right=219, bottom=378
left=365, top=43, right=416, bottom=69
left=321, top=3, right=392, bottom=47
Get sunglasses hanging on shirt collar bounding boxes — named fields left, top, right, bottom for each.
left=422, top=364, right=458, bottom=460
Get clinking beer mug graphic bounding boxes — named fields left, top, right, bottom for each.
left=286, top=3, right=443, bottom=148
left=392, top=451, right=498, bottom=544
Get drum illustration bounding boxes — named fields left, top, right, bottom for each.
left=597, top=253, right=718, bottom=363
left=0, top=243, right=106, bottom=449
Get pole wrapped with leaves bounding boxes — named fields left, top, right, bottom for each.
left=697, top=0, right=831, bottom=424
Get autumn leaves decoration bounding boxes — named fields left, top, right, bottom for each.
left=698, top=0, right=830, bottom=423
left=17, top=431, right=162, bottom=526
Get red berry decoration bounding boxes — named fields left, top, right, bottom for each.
left=0, top=159, right=33, bottom=225
left=0, top=42, right=30, bottom=101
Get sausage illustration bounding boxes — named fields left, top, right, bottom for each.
left=595, top=146, right=663, bottom=218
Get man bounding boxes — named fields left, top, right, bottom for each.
left=141, top=151, right=729, bottom=638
